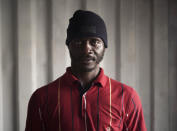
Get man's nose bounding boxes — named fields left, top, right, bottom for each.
left=82, top=40, right=92, bottom=54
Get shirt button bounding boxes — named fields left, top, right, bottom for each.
left=126, top=113, right=128, bottom=117
left=106, top=127, right=111, bottom=131
left=126, top=128, right=128, bottom=131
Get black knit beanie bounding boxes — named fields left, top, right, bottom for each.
left=66, top=10, right=108, bottom=48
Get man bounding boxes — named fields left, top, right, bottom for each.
left=25, top=10, right=147, bottom=131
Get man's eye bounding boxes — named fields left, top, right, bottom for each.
left=90, top=39, right=102, bottom=46
left=90, top=40, right=96, bottom=44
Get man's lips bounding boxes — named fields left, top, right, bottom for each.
left=79, top=56, right=95, bottom=64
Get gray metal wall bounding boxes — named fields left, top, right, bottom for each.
left=0, top=0, right=176, bottom=131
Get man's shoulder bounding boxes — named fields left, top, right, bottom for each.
left=39, top=77, right=59, bottom=90
left=110, top=78, right=137, bottom=97
left=30, top=77, right=61, bottom=100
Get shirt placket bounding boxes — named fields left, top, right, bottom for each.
left=82, top=92, right=87, bottom=131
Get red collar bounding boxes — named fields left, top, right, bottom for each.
left=63, top=67, right=108, bottom=88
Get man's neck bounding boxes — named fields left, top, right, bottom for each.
left=71, top=66, right=100, bottom=87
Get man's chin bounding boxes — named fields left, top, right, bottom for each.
left=71, top=61, right=99, bottom=72
left=74, top=63, right=98, bottom=72
left=79, top=66, right=96, bottom=72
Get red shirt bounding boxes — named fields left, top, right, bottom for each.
left=25, top=67, right=146, bottom=131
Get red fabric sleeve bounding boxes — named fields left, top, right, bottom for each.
left=25, top=90, right=45, bottom=131
left=124, top=90, right=147, bottom=131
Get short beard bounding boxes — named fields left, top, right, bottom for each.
left=96, top=49, right=105, bottom=64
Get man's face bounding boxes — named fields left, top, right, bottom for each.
left=68, top=37, right=105, bottom=72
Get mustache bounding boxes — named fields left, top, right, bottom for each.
left=79, top=55, right=96, bottom=61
